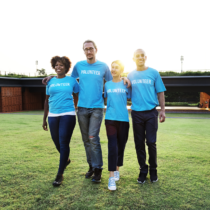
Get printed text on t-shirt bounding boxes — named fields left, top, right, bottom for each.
left=107, top=89, right=126, bottom=93
left=132, top=79, right=152, bottom=84
left=81, top=70, right=100, bottom=75
left=49, top=83, right=70, bottom=87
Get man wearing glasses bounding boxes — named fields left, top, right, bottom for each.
left=71, top=40, right=112, bottom=182
left=128, top=49, right=166, bottom=184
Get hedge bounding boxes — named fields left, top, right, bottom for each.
left=1, top=71, right=210, bottom=78
left=122, top=71, right=210, bottom=77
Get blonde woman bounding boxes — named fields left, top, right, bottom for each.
left=104, top=61, right=131, bottom=190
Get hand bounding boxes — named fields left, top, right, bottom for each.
left=42, top=121, right=48, bottom=131
left=42, top=76, right=54, bottom=85
left=159, top=110, right=165, bottom=123
left=122, top=77, right=131, bottom=88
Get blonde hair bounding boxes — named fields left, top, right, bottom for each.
left=111, top=60, right=124, bottom=73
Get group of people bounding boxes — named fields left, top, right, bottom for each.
left=42, top=40, right=166, bottom=191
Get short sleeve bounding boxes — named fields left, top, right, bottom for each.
left=73, top=79, right=80, bottom=93
left=155, top=73, right=166, bottom=93
left=46, top=85, right=50, bottom=95
left=104, top=65, right=112, bottom=81
left=71, top=64, right=79, bottom=79
left=127, top=87, right=131, bottom=99
left=104, top=83, right=107, bottom=98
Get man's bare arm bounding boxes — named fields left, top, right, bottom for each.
left=42, top=76, right=54, bottom=85
left=157, top=92, right=165, bottom=123
left=122, top=77, right=131, bottom=88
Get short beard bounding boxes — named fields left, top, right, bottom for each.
left=87, top=57, right=93, bottom=60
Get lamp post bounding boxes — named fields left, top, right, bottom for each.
left=35, top=61, right=38, bottom=76
left=180, top=56, right=184, bottom=73
left=35, top=60, right=38, bottom=70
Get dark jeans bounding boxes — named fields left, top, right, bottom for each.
left=131, top=108, right=158, bottom=174
left=105, top=120, right=129, bottom=171
left=48, top=115, right=76, bottom=175
left=77, top=107, right=103, bottom=169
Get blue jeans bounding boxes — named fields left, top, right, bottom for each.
left=48, top=115, right=76, bottom=175
left=77, top=107, right=103, bottom=169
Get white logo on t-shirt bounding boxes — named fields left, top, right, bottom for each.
left=49, top=83, right=70, bottom=87
left=81, top=70, right=100, bottom=75
left=107, top=88, right=126, bottom=93
left=132, top=79, right=151, bottom=85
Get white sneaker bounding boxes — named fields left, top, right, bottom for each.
left=114, top=171, right=120, bottom=181
left=108, top=177, right=116, bottom=191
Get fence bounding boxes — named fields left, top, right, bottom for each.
left=1, top=87, right=22, bottom=112
left=0, top=87, right=45, bottom=112
left=22, top=88, right=44, bottom=111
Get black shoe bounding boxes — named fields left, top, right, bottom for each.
left=150, top=170, right=158, bottom=183
left=65, top=159, right=71, bottom=169
left=85, top=165, right=94, bottom=178
left=53, top=174, right=63, bottom=186
left=92, top=168, right=102, bottom=182
left=137, top=172, right=147, bottom=184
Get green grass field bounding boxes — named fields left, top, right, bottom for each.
left=0, top=113, right=210, bottom=210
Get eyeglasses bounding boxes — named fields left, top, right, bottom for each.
left=84, top=47, right=95, bottom=53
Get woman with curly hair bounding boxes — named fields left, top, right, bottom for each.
left=42, top=56, right=79, bottom=186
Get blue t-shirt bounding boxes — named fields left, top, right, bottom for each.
left=128, top=67, right=166, bottom=111
left=104, top=80, right=131, bottom=122
left=46, top=76, right=79, bottom=114
left=71, top=60, right=112, bottom=108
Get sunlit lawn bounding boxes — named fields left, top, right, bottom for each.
left=0, top=112, right=210, bottom=209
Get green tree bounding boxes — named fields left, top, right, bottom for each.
left=36, top=68, right=47, bottom=76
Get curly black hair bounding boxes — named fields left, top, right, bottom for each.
left=50, top=56, right=72, bottom=73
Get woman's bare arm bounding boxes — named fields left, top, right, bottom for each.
left=42, top=95, right=50, bottom=131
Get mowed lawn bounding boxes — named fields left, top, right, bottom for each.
left=0, top=113, right=210, bottom=210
